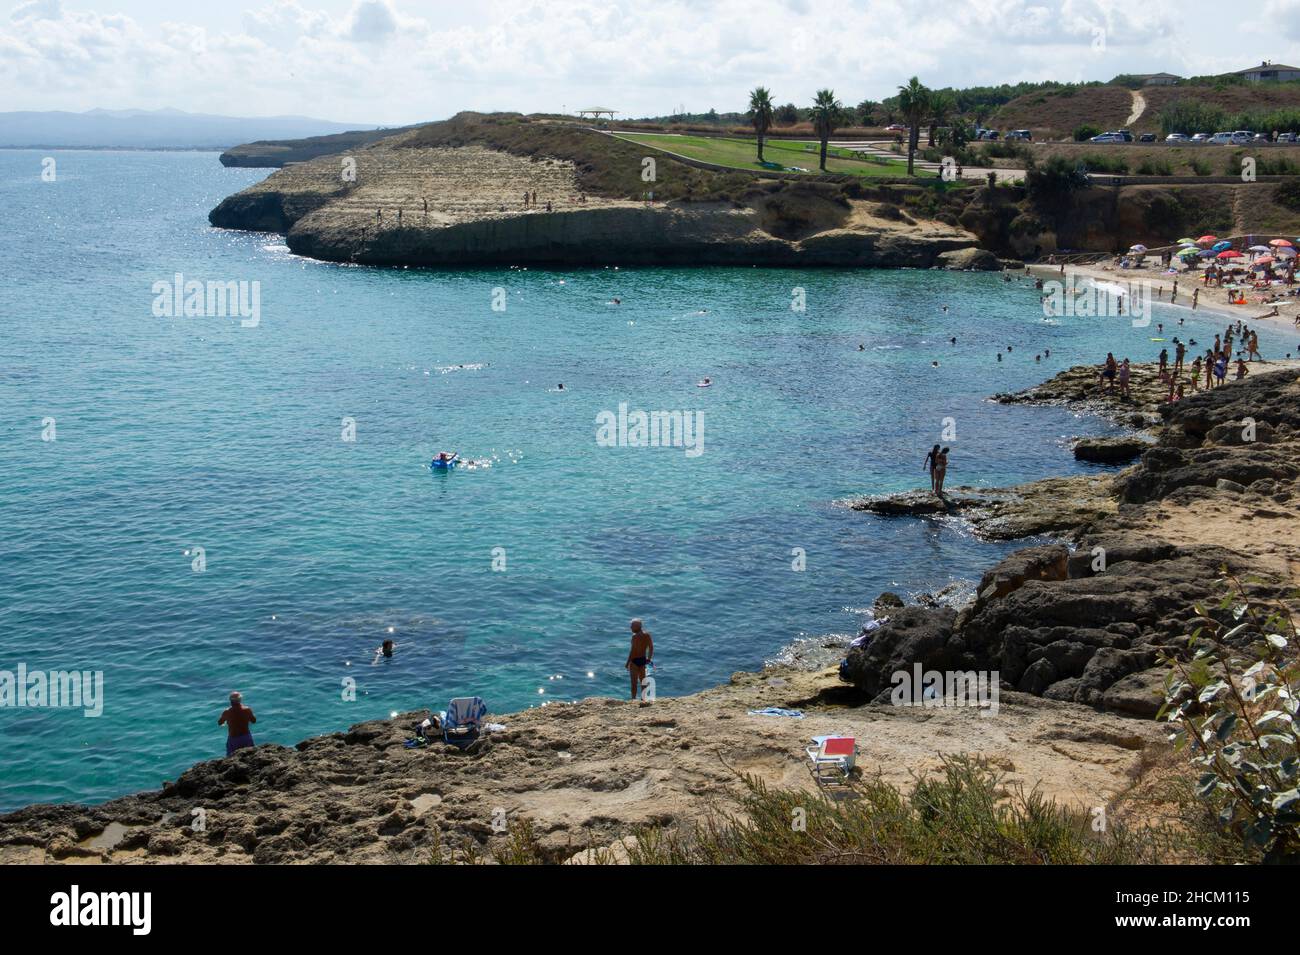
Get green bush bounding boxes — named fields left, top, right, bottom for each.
left=1136, top=159, right=1174, bottom=176
left=1159, top=99, right=1226, bottom=136
left=1275, top=179, right=1300, bottom=211
left=1079, top=153, right=1129, bottom=174
left=1159, top=575, right=1300, bottom=863
left=1073, top=124, right=1102, bottom=142
left=1190, top=158, right=1214, bottom=176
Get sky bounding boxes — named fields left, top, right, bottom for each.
left=0, top=0, right=1295, bottom=124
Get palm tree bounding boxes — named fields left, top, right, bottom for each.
left=927, top=90, right=955, bottom=147
left=896, top=76, right=931, bottom=176
left=856, top=99, right=880, bottom=126
left=748, top=87, right=775, bottom=163
left=810, top=89, right=844, bottom=171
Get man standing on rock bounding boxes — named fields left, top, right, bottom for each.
left=218, top=691, right=257, bottom=756
left=625, top=620, right=654, bottom=702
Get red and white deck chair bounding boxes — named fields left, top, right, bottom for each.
left=805, top=735, right=858, bottom=784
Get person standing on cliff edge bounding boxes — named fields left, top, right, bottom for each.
left=218, top=691, right=257, bottom=756
left=625, top=620, right=654, bottom=702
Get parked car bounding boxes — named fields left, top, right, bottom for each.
left=977, top=129, right=1000, bottom=140
left=1090, top=132, right=1126, bottom=143
left=1190, top=133, right=1211, bottom=143
left=1232, top=131, right=1254, bottom=145
left=1116, top=129, right=1134, bottom=142
left=1251, top=133, right=1269, bottom=143
left=1278, top=132, right=1297, bottom=144
left=885, top=123, right=906, bottom=131
left=1165, top=133, right=1189, bottom=144
left=1138, top=132, right=1156, bottom=142
left=1209, top=132, right=1234, bottom=145
left=1004, top=129, right=1032, bottom=141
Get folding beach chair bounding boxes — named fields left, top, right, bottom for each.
left=805, top=735, right=858, bottom=784
left=443, top=696, right=487, bottom=749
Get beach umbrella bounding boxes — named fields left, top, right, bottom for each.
left=1251, top=256, right=1275, bottom=268
left=1212, top=240, right=1232, bottom=252
left=1175, top=247, right=1199, bottom=258
left=1276, top=247, right=1297, bottom=258
left=1217, top=249, right=1243, bottom=259
left=1197, top=234, right=1218, bottom=245
left=1197, top=249, right=1216, bottom=258
left=1269, top=238, right=1294, bottom=247
left=1176, top=237, right=1196, bottom=244
left=1248, top=245, right=1270, bottom=253
left=1129, top=243, right=1147, bottom=252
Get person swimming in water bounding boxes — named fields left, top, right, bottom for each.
left=625, top=619, right=654, bottom=701
left=372, top=638, right=396, bottom=664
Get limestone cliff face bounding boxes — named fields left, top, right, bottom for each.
left=287, top=202, right=975, bottom=267
left=208, top=133, right=980, bottom=267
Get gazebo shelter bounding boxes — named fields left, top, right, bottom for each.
left=576, top=107, right=618, bottom=121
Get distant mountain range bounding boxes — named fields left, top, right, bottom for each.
left=0, top=108, right=380, bottom=150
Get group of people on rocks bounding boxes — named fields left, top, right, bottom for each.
left=1099, top=320, right=1265, bottom=404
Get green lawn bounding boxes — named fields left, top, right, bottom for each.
left=613, top=132, right=928, bottom=178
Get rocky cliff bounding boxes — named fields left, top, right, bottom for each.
left=209, top=125, right=982, bottom=267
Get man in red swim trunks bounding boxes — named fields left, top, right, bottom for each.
left=218, top=691, right=257, bottom=756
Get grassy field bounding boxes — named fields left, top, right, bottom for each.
left=614, top=131, right=926, bottom=178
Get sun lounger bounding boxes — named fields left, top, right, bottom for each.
left=806, top=735, right=857, bottom=784
left=443, top=696, right=487, bottom=749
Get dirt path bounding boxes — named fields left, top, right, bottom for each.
left=1125, top=90, right=1147, bottom=128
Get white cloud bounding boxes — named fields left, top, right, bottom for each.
left=0, top=0, right=1291, bottom=123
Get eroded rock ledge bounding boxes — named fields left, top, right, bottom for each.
left=843, top=365, right=1300, bottom=718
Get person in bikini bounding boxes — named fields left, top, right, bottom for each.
left=933, top=447, right=950, bottom=496
left=923, top=444, right=941, bottom=493
left=625, top=619, right=654, bottom=701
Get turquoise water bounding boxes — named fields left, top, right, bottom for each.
left=3, top=149, right=1297, bottom=810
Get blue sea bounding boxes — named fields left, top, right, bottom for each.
left=2, top=149, right=1297, bottom=810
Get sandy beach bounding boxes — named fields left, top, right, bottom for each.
left=1028, top=261, right=1300, bottom=339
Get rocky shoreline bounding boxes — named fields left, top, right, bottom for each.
left=3, top=362, right=1296, bottom=865
left=843, top=362, right=1300, bottom=719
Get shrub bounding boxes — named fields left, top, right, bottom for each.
left=1275, top=179, right=1300, bottom=211
left=1078, top=153, right=1129, bottom=174
left=1136, top=159, right=1174, bottom=176
left=1073, top=124, right=1102, bottom=142
left=1158, top=575, right=1300, bottom=863
left=1025, top=155, right=1090, bottom=212
left=1159, top=99, right=1227, bottom=136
